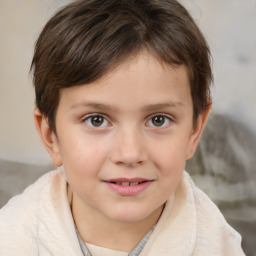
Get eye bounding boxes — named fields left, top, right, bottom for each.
left=146, top=114, right=171, bottom=128
left=84, top=114, right=110, bottom=128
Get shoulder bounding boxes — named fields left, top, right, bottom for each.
left=0, top=169, right=64, bottom=214
left=0, top=169, right=65, bottom=254
left=183, top=172, right=245, bottom=256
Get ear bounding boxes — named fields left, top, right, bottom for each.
left=34, top=108, right=62, bottom=166
left=186, top=102, right=212, bottom=160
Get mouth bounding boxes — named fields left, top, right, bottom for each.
left=107, top=178, right=149, bottom=186
left=103, top=178, right=153, bottom=196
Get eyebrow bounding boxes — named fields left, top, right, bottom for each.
left=70, top=102, right=115, bottom=111
left=70, top=101, right=184, bottom=112
left=142, top=102, right=184, bottom=112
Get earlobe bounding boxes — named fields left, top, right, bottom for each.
left=33, top=108, right=62, bottom=166
left=186, top=102, right=212, bottom=160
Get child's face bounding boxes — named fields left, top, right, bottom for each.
left=38, top=51, right=208, bottom=224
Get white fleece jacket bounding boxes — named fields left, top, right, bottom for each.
left=0, top=169, right=245, bottom=256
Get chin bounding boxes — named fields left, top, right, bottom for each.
left=106, top=205, right=158, bottom=224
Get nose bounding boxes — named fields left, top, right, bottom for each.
left=110, top=128, right=148, bottom=167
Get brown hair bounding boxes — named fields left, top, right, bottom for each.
left=31, top=0, right=212, bottom=133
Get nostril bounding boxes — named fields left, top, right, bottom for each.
left=115, top=160, right=144, bottom=167
left=115, top=160, right=126, bottom=166
left=109, top=141, right=148, bottom=166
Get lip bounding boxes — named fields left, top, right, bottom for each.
left=103, top=177, right=153, bottom=196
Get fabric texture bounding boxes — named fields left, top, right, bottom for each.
left=0, top=169, right=245, bottom=256
left=76, top=225, right=154, bottom=256
left=86, top=243, right=128, bottom=256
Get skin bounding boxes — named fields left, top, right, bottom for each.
left=34, top=50, right=211, bottom=251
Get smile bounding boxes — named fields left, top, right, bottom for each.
left=104, top=178, right=153, bottom=196
left=111, top=181, right=145, bottom=186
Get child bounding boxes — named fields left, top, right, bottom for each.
left=0, top=0, right=245, bottom=255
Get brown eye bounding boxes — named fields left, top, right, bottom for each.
left=152, top=116, right=165, bottom=126
left=85, top=115, right=109, bottom=128
left=146, top=115, right=171, bottom=127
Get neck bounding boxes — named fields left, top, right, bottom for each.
left=71, top=192, right=164, bottom=252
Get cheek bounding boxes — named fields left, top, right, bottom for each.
left=150, top=136, right=189, bottom=173
left=59, top=134, right=109, bottom=177
left=61, top=137, right=110, bottom=199
left=153, top=139, right=187, bottom=198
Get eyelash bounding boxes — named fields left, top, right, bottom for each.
left=146, top=114, right=173, bottom=128
left=83, top=114, right=111, bottom=128
left=82, top=113, right=173, bottom=129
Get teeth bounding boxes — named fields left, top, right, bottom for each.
left=119, top=181, right=140, bottom=186
left=111, top=181, right=143, bottom=186
left=121, top=182, right=130, bottom=186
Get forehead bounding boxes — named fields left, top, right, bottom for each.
left=58, top=51, right=191, bottom=112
